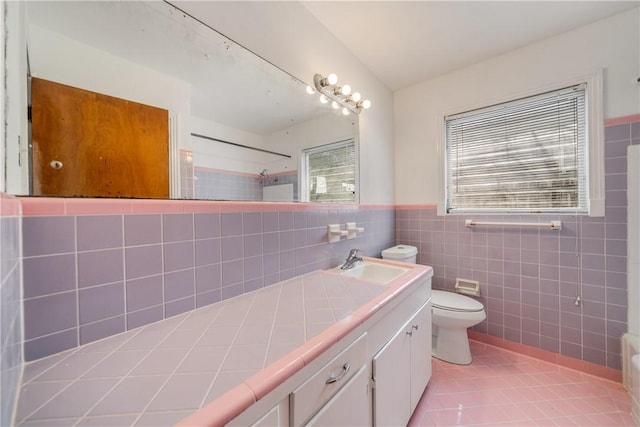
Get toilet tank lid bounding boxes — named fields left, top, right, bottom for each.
left=381, top=245, right=417, bottom=257
left=431, top=290, right=484, bottom=312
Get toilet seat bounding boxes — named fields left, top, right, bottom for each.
left=431, top=290, right=484, bottom=313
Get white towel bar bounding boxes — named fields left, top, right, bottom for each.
left=465, top=219, right=562, bottom=230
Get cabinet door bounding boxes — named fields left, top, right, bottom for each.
left=372, top=323, right=412, bottom=426
left=409, top=301, right=432, bottom=412
left=305, top=364, right=370, bottom=427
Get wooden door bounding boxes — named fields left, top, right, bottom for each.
left=31, top=78, right=169, bottom=198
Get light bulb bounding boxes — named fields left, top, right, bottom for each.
left=306, top=85, right=315, bottom=95
left=327, top=73, right=338, bottom=85
left=351, top=92, right=361, bottom=102
left=342, top=107, right=350, bottom=116
left=360, top=99, right=371, bottom=109
left=341, top=84, right=351, bottom=96
left=320, top=94, right=328, bottom=104
left=331, top=101, right=339, bottom=109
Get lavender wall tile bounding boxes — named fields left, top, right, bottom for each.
left=163, top=214, right=194, bottom=242
left=24, top=329, right=78, bottom=361
left=196, top=289, right=221, bottom=308
left=581, top=269, right=606, bottom=287
left=583, top=347, right=606, bottom=365
left=126, top=275, right=163, bottom=312
left=80, top=316, right=125, bottom=346
left=125, top=245, right=162, bottom=279
left=606, top=222, right=627, bottom=240
left=280, top=250, right=296, bottom=271
left=605, top=139, right=631, bottom=158
left=605, top=173, right=627, bottom=191
left=243, top=234, right=263, bottom=258
left=244, top=256, right=264, bottom=281
left=279, top=231, right=294, bottom=251
left=262, top=232, right=279, bottom=254
left=221, top=260, right=243, bottom=287
left=126, top=306, right=163, bottom=330
left=194, top=213, right=220, bottom=239
left=221, top=213, right=243, bottom=237
left=79, top=282, right=125, bottom=324
left=165, top=297, right=195, bottom=318
left=195, top=264, right=221, bottom=294
left=164, top=269, right=195, bottom=302
left=278, top=212, right=294, bottom=230
left=77, top=216, right=123, bottom=251
left=195, top=238, right=221, bottom=266
left=124, top=215, right=161, bottom=246
left=221, top=283, right=244, bottom=300
left=605, top=239, right=627, bottom=257
left=23, top=254, right=76, bottom=298
left=263, top=253, right=280, bottom=276
left=243, top=212, right=263, bottom=234
left=78, top=249, right=124, bottom=288
left=24, top=292, right=77, bottom=339
left=23, top=216, right=75, bottom=256
left=604, top=123, right=630, bottom=141
left=164, top=242, right=195, bottom=272
left=583, top=315, right=606, bottom=334
left=262, top=212, right=279, bottom=232
left=606, top=271, right=627, bottom=288
left=581, top=284, right=606, bottom=302
left=221, top=236, right=243, bottom=262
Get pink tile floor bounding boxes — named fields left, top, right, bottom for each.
left=409, top=341, right=635, bottom=426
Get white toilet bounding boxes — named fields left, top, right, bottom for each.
left=431, top=290, right=486, bottom=364
left=382, top=244, right=487, bottom=365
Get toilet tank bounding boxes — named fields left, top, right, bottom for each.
left=382, top=245, right=417, bottom=263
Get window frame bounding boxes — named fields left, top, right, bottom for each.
left=437, top=70, right=604, bottom=217
left=299, top=138, right=359, bottom=203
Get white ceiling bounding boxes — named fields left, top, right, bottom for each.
left=302, top=1, right=639, bottom=91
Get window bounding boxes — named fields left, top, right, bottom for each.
left=301, top=139, right=356, bottom=203
left=445, top=84, right=588, bottom=214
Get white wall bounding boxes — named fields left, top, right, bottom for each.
left=394, top=7, right=640, bottom=205
left=180, top=1, right=396, bottom=204
left=190, top=116, right=269, bottom=174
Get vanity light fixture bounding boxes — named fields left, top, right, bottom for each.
left=313, top=73, right=370, bottom=114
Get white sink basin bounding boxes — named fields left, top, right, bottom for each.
left=332, top=260, right=409, bottom=284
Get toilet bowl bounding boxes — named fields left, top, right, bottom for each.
left=431, top=290, right=486, bottom=365
left=381, top=245, right=486, bottom=364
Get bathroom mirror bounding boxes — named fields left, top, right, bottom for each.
left=21, top=0, right=359, bottom=202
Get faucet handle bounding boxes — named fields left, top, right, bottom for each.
left=348, top=248, right=362, bottom=258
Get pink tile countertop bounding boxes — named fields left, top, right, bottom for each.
left=16, top=258, right=431, bottom=427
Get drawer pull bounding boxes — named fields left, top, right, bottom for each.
left=325, top=363, right=350, bottom=384
left=412, top=324, right=419, bottom=330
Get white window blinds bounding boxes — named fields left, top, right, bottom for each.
left=445, top=84, right=587, bottom=213
left=304, top=140, right=356, bottom=203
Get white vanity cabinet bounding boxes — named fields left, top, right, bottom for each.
left=305, top=365, right=371, bottom=426
left=290, top=333, right=368, bottom=426
left=372, top=300, right=432, bottom=427
left=227, top=270, right=433, bottom=427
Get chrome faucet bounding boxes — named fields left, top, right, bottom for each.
left=340, top=249, right=363, bottom=270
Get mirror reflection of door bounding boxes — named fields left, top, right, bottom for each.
left=30, top=77, right=169, bottom=198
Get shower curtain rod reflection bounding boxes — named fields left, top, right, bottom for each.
left=191, top=133, right=292, bottom=158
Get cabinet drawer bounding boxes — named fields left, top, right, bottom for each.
left=290, top=333, right=367, bottom=426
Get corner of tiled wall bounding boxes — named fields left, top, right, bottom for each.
left=1, top=193, right=23, bottom=426
left=395, top=117, right=639, bottom=371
